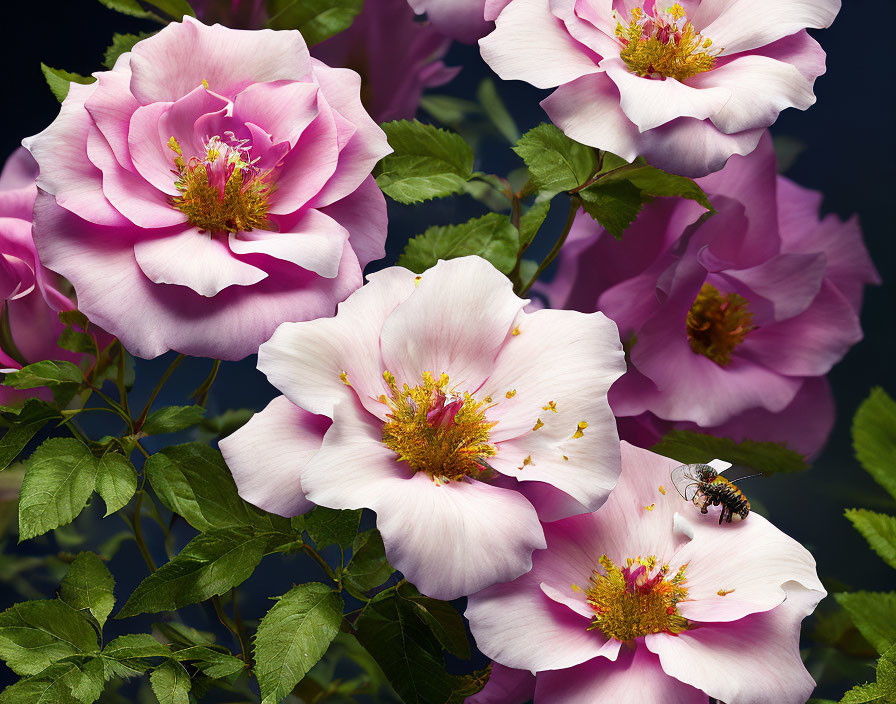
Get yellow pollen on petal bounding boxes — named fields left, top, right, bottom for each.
left=202, top=78, right=209, bottom=89
left=532, top=418, right=544, bottom=431
left=380, top=370, right=497, bottom=482
left=512, top=326, right=521, bottom=336
left=414, top=276, right=423, bottom=287
left=562, top=455, right=569, bottom=461
left=572, top=421, right=588, bottom=439
left=340, top=371, right=350, bottom=386
left=506, top=389, right=517, bottom=399
left=718, top=588, right=736, bottom=597
left=586, top=555, right=691, bottom=642
left=659, top=485, right=667, bottom=495
left=644, top=503, right=655, bottom=512
left=686, top=283, right=755, bottom=366
left=616, top=4, right=720, bottom=82
left=543, top=401, right=558, bottom=413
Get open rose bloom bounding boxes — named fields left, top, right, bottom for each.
left=24, top=17, right=390, bottom=360
left=407, top=0, right=512, bottom=43
left=0, top=149, right=90, bottom=405
left=540, top=132, right=878, bottom=457
left=221, top=256, right=625, bottom=599
left=467, top=442, right=826, bottom=704
left=481, top=0, right=839, bottom=176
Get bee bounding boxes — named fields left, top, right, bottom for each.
left=670, top=459, right=752, bottom=524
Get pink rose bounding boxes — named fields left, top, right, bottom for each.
left=24, top=18, right=391, bottom=361
left=481, top=0, right=839, bottom=176
left=539, top=133, right=878, bottom=454
left=313, top=0, right=459, bottom=122
left=221, top=256, right=626, bottom=599
left=407, top=0, right=512, bottom=43
left=0, top=149, right=89, bottom=405
left=466, top=442, right=826, bottom=704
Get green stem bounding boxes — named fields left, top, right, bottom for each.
left=0, top=303, right=26, bottom=367
left=302, top=544, right=338, bottom=584
left=132, top=490, right=157, bottom=573
left=192, top=359, right=221, bottom=408
left=115, top=342, right=131, bottom=419
left=135, top=354, right=186, bottom=430
left=232, top=589, right=249, bottom=664
left=85, top=383, right=132, bottom=428
left=569, top=160, right=636, bottom=194
left=518, top=196, right=580, bottom=296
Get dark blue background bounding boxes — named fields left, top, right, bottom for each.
left=0, top=1, right=893, bottom=700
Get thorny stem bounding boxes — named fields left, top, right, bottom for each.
left=134, top=354, right=186, bottom=430
left=518, top=196, right=580, bottom=296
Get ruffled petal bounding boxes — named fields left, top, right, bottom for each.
left=219, top=395, right=329, bottom=518
left=379, top=257, right=526, bottom=394
left=133, top=228, right=267, bottom=297
left=480, top=0, right=601, bottom=89
left=646, top=583, right=824, bottom=704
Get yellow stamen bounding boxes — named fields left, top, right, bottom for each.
left=532, top=418, right=544, bottom=431
left=572, top=421, right=588, bottom=439
left=686, top=283, right=754, bottom=366
left=339, top=371, right=350, bottom=386
left=543, top=401, right=558, bottom=413
left=506, top=389, right=516, bottom=399
left=380, top=371, right=497, bottom=482
left=512, top=326, right=521, bottom=336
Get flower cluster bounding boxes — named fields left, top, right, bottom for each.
left=481, top=0, right=840, bottom=176
left=1, top=2, right=873, bottom=702
left=25, top=17, right=390, bottom=360
left=539, top=132, right=878, bottom=457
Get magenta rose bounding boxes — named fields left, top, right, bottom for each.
left=0, top=149, right=93, bottom=405
left=24, top=18, right=391, bottom=361
left=539, top=132, right=878, bottom=456
left=481, top=0, right=839, bottom=176
left=313, top=0, right=459, bottom=122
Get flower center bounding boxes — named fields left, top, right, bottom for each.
left=686, top=283, right=754, bottom=367
left=615, top=3, right=720, bottom=81
left=585, top=555, right=690, bottom=642
left=380, top=371, right=498, bottom=482
left=169, top=133, right=275, bottom=234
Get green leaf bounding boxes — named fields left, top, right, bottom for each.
left=518, top=200, right=551, bottom=249
left=57, top=329, right=96, bottom=356
left=40, top=65, right=95, bottom=103
left=846, top=509, right=896, bottom=570
left=144, top=0, right=194, bottom=18
left=601, top=162, right=713, bottom=212
left=152, top=623, right=215, bottom=649
left=401, top=591, right=470, bottom=660
left=840, top=683, right=884, bottom=703
left=0, top=600, right=98, bottom=676
left=512, top=124, right=598, bottom=194
left=172, top=646, right=244, bottom=678
left=0, top=399, right=58, bottom=471
left=102, top=634, right=170, bottom=660
left=0, top=658, right=104, bottom=704
left=103, top=32, right=153, bottom=70
left=476, top=79, right=519, bottom=143
left=375, top=120, right=474, bottom=204
left=254, top=583, right=344, bottom=704
left=57, top=311, right=90, bottom=331
left=398, top=213, right=520, bottom=275
left=4, top=360, right=83, bottom=390
left=419, top=95, right=482, bottom=128
left=650, top=430, right=807, bottom=475
left=60, top=552, right=116, bottom=627
left=266, top=0, right=363, bottom=45
left=578, top=180, right=644, bottom=239
left=835, top=591, right=896, bottom=655
left=19, top=439, right=98, bottom=541
left=853, top=388, right=896, bottom=501
left=117, top=527, right=269, bottom=618
left=304, top=506, right=362, bottom=549
left=354, top=591, right=457, bottom=704
left=150, top=660, right=191, bottom=704
left=878, top=643, right=896, bottom=700
left=97, top=0, right=159, bottom=19
left=94, top=454, right=137, bottom=517
left=344, top=530, right=393, bottom=592
left=140, top=406, right=206, bottom=436
left=198, top=408, right=254, bottom=440
left=144, top=443, right=289, bottom=532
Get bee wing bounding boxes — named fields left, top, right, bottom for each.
left=707, top=458, right=733, bottom=475
left=670, top=464, right=701, bottom=499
